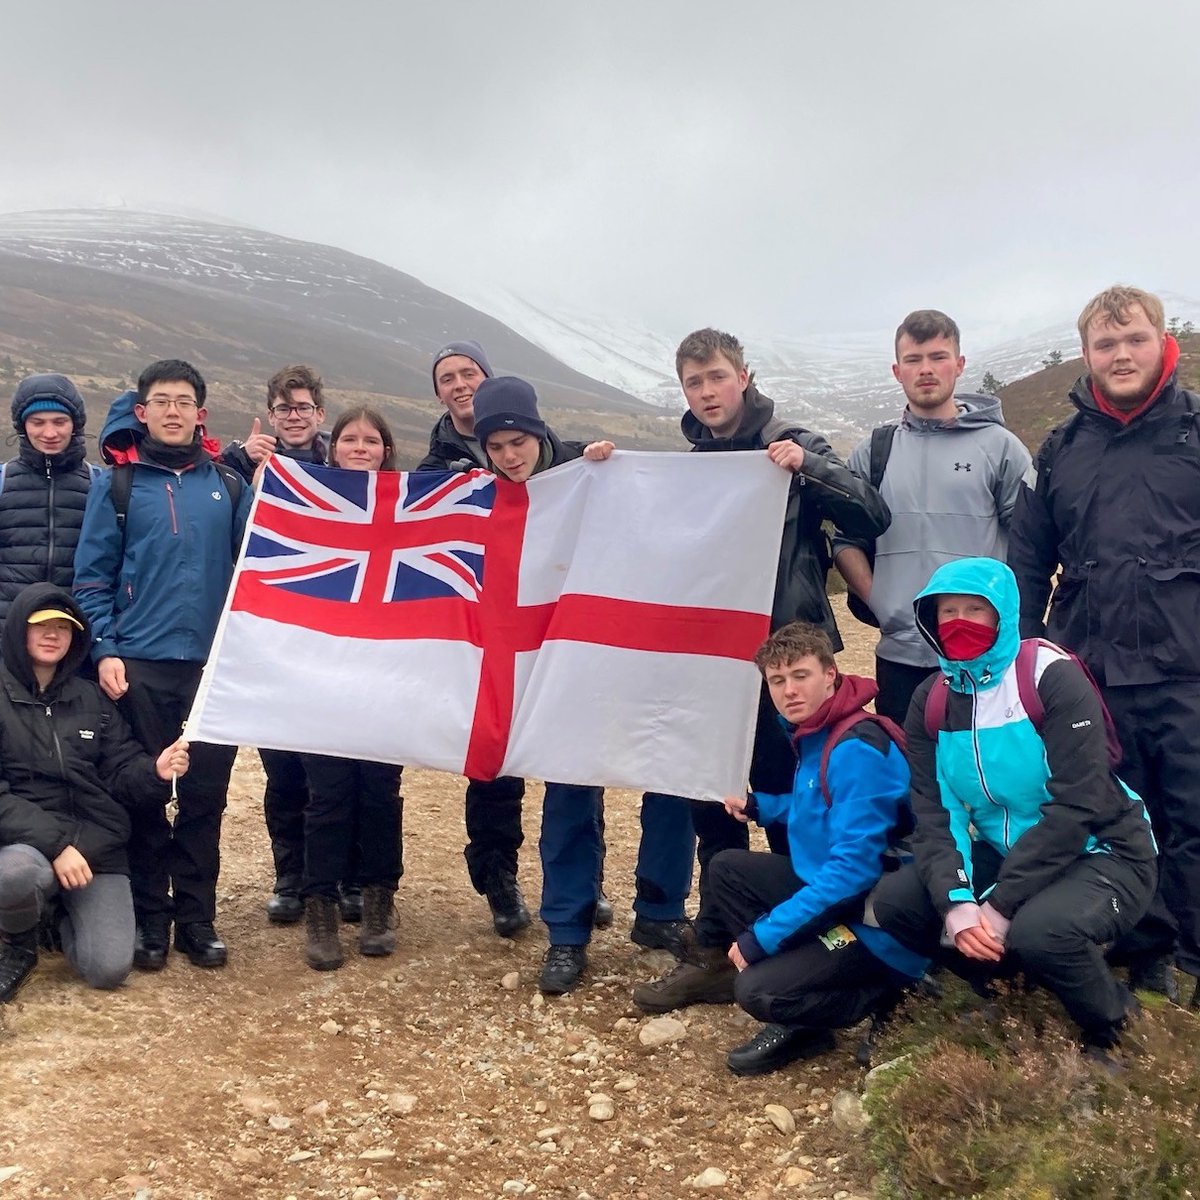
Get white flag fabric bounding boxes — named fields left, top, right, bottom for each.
left=186, top=450, right=789, bottom=800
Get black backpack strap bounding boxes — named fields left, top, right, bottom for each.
left=867, top=423, right=899, bottom=489
left=109, top=463, right=133, bottom=535
left=1034, top=411, right=1082, bottom=491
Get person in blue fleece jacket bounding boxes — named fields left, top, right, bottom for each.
left=637, top=620, right=925, bottom=1077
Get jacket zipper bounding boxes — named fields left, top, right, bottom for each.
left=166, top=482, right=179, bottom=534
left=46, top=459, right=56, bottom=578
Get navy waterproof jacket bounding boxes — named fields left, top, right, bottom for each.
left=72, top=391, right=253, bottom=664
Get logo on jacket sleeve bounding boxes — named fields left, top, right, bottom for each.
left=79, top=729, right=95, bottom=740
left=953, top=462, right=973, bottom=472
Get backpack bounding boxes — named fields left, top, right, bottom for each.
left=844, top=423, right=898, bottom=627
left=922, top=637, right=1124, bottom=769
left=817, top=709, right=907, bottom=807
left=109, top=460, right=245, bottom=561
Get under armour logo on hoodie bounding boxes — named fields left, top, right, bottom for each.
left=954, top=462, right=972, bottom=472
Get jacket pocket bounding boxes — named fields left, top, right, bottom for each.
left=1142, top=564, right=1200, bottom=672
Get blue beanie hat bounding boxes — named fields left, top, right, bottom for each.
left=20, top=398, right=72, bottom=419
left=431, top=340, right=494, bottom=393
left=471, top=377, right=546, bottom=443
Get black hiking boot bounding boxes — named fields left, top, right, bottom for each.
left=630, top=916, right=694, bottom=961
left=1129, top=955, right=1180, bottom=1003
left=727, top=1024, right=837, bottom=1077
left=484, top=870, right=531, bottom=938
left=133, top=917, right=171, bottom=971
left=539, top=944, right=587, bottom=995
left=338, top=884, right=364, bottom=924
left=0, top=929, right=38, bottom=1003
left=593, top=890, right=614, bottom=929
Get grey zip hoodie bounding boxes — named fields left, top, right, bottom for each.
left=836, top=394, right=1032, bottom=667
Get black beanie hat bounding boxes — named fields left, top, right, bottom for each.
left=471, top=377, right=546, bottom=443
left=431, top=340, right=494, bottom=394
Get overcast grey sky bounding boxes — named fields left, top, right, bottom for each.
left=3, top=1, right=1198, bottom=337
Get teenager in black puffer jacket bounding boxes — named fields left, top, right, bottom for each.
left=0, top=375, right=96, bottom=636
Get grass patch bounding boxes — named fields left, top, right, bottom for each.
left=859, top=976, right=1200, bottom=1198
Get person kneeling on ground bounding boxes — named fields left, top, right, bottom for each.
left=871, top=557, right=1156, bottom=1066
left=0, top=583, right=189, bottom=1001
left=634, top=621, right=925, bottom=1077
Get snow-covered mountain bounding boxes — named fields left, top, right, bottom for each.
left=465, top=287, right=1200, bottom=442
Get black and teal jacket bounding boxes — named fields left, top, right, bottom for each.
left=905, top=557, right=1156, bottom=922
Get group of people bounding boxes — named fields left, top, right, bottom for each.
left=0, top=283, right=1195, bottom=1079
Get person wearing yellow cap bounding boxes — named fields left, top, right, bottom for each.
left=0, top=583, right=189, bottom=1002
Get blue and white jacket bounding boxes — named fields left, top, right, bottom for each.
left=906, top=557, right=1156, bottom=923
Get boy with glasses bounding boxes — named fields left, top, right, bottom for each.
left=74, top=360, right=252, bottom=971
left=220, top=366, right=333, bottom=925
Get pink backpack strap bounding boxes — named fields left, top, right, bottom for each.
left=923, top=675, right=951, bottom=741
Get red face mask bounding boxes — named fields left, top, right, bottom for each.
left=938, top=618, right=998, bottom=661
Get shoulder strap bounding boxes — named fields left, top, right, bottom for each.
left=213, top=461, right=244, bottom=509
left=109, top=464, right=133, bottom=532
left=87, top=462, right=102, bottom=484
left=867, top=423, right=899, bottom=489
left=1014, top=640, right=1046, bottom=728
left=923, top=676, right=951, bottom=741
left=759, top=415, right=804, bottom=445
left=1036, top=411, right=1083, bottom=487
left=819, top=711, right=907, bottom=808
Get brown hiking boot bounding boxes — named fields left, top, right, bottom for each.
left=304, top=896, right=344, bottom=971
left=633, top=945, right=735, bottom=1013
left=358, top=885, right=396, bottom=957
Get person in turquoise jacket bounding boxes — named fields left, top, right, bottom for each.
left=638, top=620, right=925, bottom=1077
left=872, top=556, right=1157, bottom=1062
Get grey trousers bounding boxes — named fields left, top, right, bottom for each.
left=0, top=844, right=135, bottom=990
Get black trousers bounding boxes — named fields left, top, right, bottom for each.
left=260, top=748, right=307, bottom=889
left=463, top=776, right=525, bottom=893
left=302, top=755, right=403, bottom=899
left=119, top=659, right=237, bottom=926
left=874, top=656, right=939, bottom=727
left=871, top=845, right=1155, bottom=1044
left=708, top=849, right=905, bottom=1029
left=1104, top=680, right=1200, bottom=978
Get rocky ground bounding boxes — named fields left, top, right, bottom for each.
left=0, top=604, right=883, bottom=1200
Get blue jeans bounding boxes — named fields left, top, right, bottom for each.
left=539, top=783, right=604, bottom=944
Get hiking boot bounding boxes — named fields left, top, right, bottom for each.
left=133, top=918, right=171, bottom=971
left=358, top=885, right=397, bottom=957
left=175, top=921, right=228, bottom=968
left=265, top=887, right=303, bottom=924
left=1129, top=955, right=1180, bottom=1003
left=632, top=947, right=736, bottom=1014
left=484, top=870, right=531, bottom=938
left=630, top=915, right=694, bottom=961
left=338, top=884, right=364, bottom=924
left=727, top=1024, right=837, bottom=1077
left=304, top=896, right=344, bottom=971
left=593, top=890, right=614, bottom=929
left=0, top=930, right=38, bottom=1003
left=539, top=944, right=587, bottom=995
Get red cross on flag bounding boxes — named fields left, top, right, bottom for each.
left=186, top=450, right=789, bottom=800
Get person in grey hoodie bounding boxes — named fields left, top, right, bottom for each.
left=834, top=310, right=1032, bottom=724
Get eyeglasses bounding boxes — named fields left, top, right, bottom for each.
left=143, top=398, right=198, bottom=412
left=270, top=403, right=318, bottom=417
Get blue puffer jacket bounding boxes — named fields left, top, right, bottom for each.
left=906, top=557, right=1155, bottom=919
left=72, top=391, right=253, bottom=664
left=0, top=375, right=96, bottom=632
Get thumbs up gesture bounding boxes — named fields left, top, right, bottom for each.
left=244, top=416, right=278, bottom=464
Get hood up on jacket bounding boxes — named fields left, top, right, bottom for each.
left=913, top=557, right=1021, bottom=693
left=11, top=374, right=89, bottom=470
left=1, top=581, right=92, bottom=696
left=681, top=382, right=787, bottom=450
left=98, top=388, right=223, bottom=465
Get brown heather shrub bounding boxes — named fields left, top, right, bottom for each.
left=863, top=975, right=1200, bottom=1198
